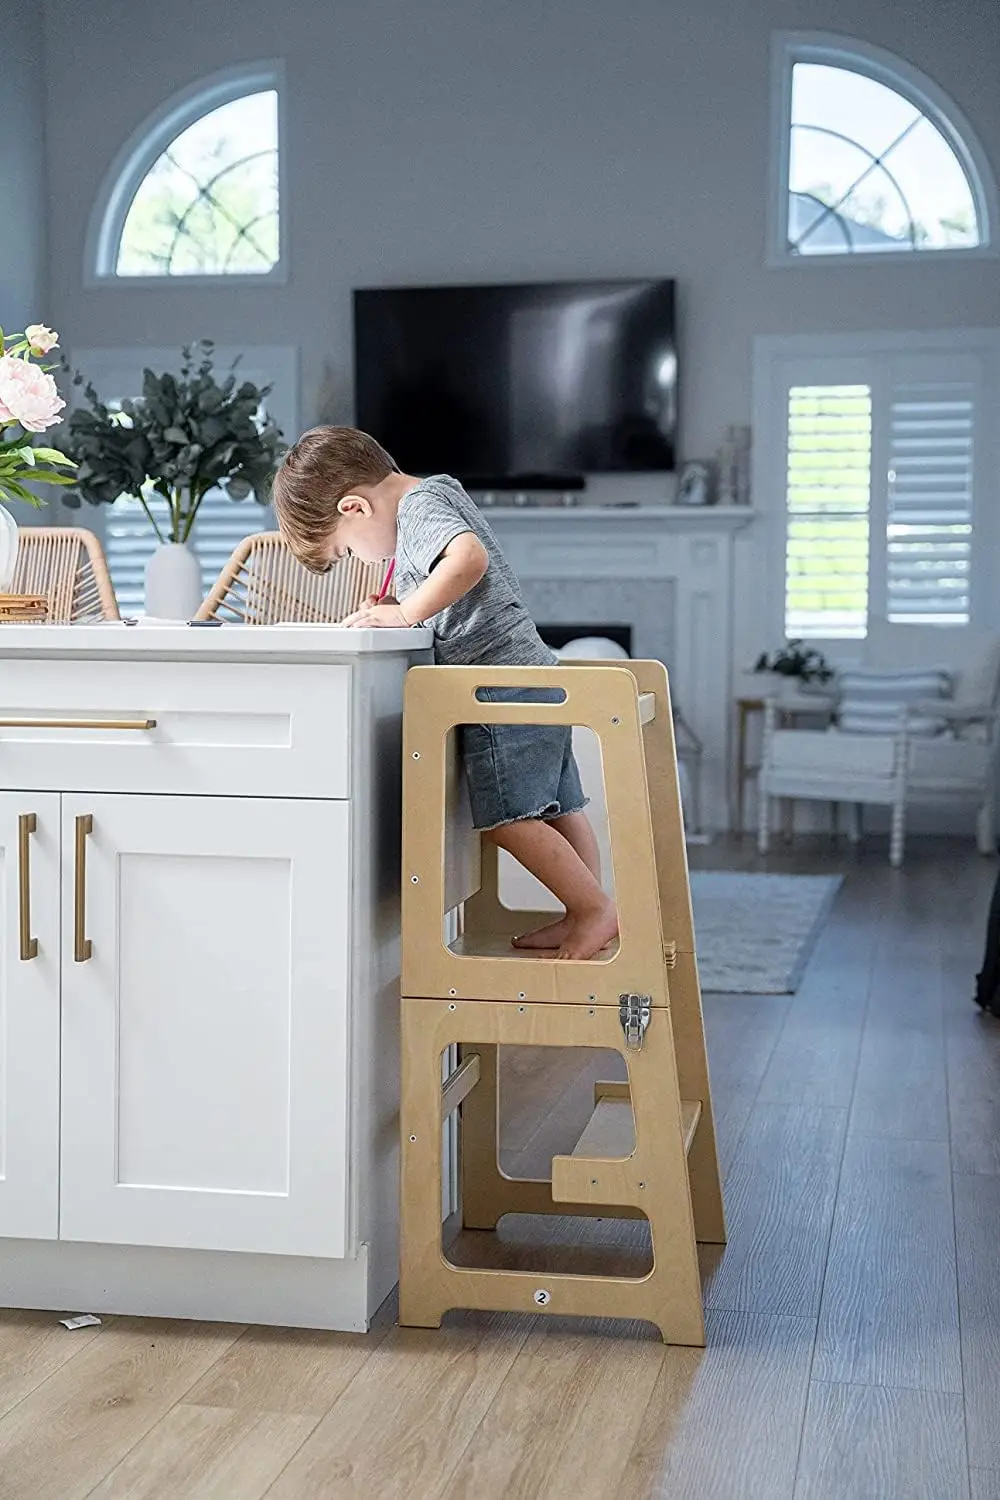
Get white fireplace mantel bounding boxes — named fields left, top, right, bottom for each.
left=486, top=505, right=758, bottom=831
left=481, top=505, right=757, bottom=530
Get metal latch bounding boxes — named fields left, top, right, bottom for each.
left=619, top=992, right=652, bottom=1050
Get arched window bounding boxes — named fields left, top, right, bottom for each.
left=770, top=35, right=997, bottom=262
left=88, top=64, right=283, bottom=282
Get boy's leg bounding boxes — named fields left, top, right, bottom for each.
left=488, top=816, right=617, bottom=961
left=553, top=810, right=602, bottom=881
left=512, top=811, right=603, bottom=949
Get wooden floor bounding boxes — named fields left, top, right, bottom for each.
left=2, top=837, right=999, bottom=1499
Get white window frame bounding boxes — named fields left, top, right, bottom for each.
left=63, top=345, right=297, bottom=606
left=752, top=328, right=1000, bottom=658
left=85, top=60, right=287, bottom=288
left=767, top=31, right=999, bottom=268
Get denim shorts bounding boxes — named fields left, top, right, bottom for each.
left=460, top=686, right=589, bottom=832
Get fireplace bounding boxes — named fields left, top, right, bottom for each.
left=520, top=577, right=674, bottom=666
left=537, top=624, right=632, bottom=655
left=484, top=506, right=756, bottom=830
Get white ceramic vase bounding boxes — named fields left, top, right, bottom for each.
left=144, top=542, right=203, bottom=620
left=0, top=503, right=20, bottom=591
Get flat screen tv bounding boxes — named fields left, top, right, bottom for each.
left=353, top=279, right=677, bottom=485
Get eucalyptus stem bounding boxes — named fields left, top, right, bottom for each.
left=152, top=479, right=176, bottom=542
left=180, top=488, right=208, bottom=544
left=136, top=488, right=166, bottom=545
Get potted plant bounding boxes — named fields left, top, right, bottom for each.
left=750, top=641, right=835, bottom=698
left=63, top=341, right=285, bottom=617
left=0, top=323, right=76, bottom=583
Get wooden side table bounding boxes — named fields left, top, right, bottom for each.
left=735, top=696, right=765, bottom=836
left=734, top=690, right=837, bottom=834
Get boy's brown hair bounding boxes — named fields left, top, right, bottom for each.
left=272, top=426, right=397, bottom=572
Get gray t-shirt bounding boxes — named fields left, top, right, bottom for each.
left=394, top=475, right=556, bottom=668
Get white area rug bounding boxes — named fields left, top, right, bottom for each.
left=691, top=872, right=843, bottom=995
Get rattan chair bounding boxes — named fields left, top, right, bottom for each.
left=196, top=532, right=389, bottom=623
left=14, top=526, right=120, bottom=621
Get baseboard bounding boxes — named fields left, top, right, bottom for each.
left=0, top=1237, right=377, bottom=1332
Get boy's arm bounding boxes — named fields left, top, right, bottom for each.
left=342, top=532, right=487, bottom=629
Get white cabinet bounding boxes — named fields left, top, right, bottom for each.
left=59, top=795, right=350, bottom=1258
left=0, top=659, right=353, bottom=799
left=0, top=625, right=429, bottom=1331
left=0, top=794, right=60, bottom=1241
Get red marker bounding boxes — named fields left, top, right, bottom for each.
left=376, top=558, right=396, bottom=603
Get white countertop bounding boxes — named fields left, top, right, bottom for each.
left=0, top=622, right=434, bottom=663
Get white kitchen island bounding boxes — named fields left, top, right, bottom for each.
left=0, top=623, right=431, bottom=1331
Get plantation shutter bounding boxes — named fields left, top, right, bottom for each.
left=104, top=495, right=160, bottom=614
left=190, top=492, right=271, bottom=598
left=885, top=382, right=974, bottom=625
left=784, top=383, right=873, bottom=639
left=104, top=493, right=271, bottom=614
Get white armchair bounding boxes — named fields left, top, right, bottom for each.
left=757, top=624, right=1000, bottom=867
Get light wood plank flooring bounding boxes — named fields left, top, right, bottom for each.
left=1, top=837, right=997, bottom=1499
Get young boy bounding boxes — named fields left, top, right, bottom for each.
left=272, top=425, right=618, bottom=961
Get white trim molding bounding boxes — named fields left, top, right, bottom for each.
left=84, top=60, right=287, bottom=288
left=767, top=31, right=1000, bottom=268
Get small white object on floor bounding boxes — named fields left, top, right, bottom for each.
left=60, top=1313, right=102, bottom=1330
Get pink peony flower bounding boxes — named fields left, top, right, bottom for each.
left=0, top=354, right=66, bottom=432
left=24, top=324, right=59, bottom=355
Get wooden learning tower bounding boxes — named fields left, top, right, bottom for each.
left=398, top=661, right=725, bottom=1344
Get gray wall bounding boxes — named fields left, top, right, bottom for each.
left=1, top=0, right=50, bottom=526
left=38, top=0, right=1000, bottom=468
left=1, top=0, right=48, bottom=336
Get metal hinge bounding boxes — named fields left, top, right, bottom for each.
left=619, top=992, right=652, bottom=1051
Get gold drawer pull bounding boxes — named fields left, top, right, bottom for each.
left=0, top=717, right=156, bottom=731
left=74, top=814, right=93, bottom=963
left=18, top=813, right=38, bottom=961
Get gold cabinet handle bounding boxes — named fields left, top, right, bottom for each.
left=74, top=814, right=93, bottom=963
left=18, top=813, right=38, bottom=961
left=0, top=717, right=156, bottom=731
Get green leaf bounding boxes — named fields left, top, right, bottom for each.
left=23, top=470, right=76, bottom=485
left=61, top=347, right=284, bottom=518
left=30, top=447, right=76, bottom=468
left=0, top=479, right=45, bottom=507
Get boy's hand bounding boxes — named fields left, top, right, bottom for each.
left=342, top=602, right=411, bottom=629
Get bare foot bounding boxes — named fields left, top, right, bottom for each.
left=557, top=899, right=619, bottom=961
left=512, top=915, right=572, bottom=950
